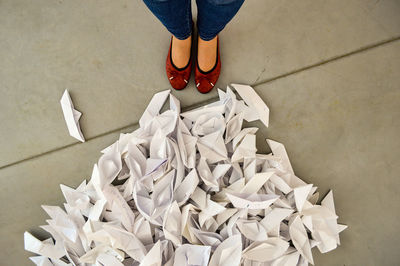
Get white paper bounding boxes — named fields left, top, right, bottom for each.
left=208, top=234, right=242, bottom=266
left=139, top=241, right=162, bottom=266
left=231, top=83, right=270, bottom=127
left=294, top=184, right=313, bottom=212
left=60, top=89, right=85, bottom=142
left=266, top=139, right=294, bottom=175
left=174, top=244, right=211, bottom=266
left=242, top=237, right=289, bottom=262
left=26, top=86, right=346, bottom=265
left=289, top=215, right=314, bottom=264
left=226, top=192, right=279, bottom=209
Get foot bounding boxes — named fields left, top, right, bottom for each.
left=171, top=35, right=192, bottom=69
left=166, top=35, right=193, bottom=90
left=197, top=36, right=218, bottom=72
left=195, top=36, right=220, bottom=94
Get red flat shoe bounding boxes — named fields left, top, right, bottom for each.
left=195, top=36, right=221, bottom=94
left=166, top=36, right=193, bottom=90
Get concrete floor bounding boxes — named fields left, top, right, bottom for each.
left=0, top=0, right=399, bottom=265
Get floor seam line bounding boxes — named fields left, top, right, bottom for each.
left=0, top=97, right=220, bottom=170
left=2, top=36, right=399, bottom=170
left=252, top=36, right=400, bottom=87
left=0, top=123, right=138, bottom=170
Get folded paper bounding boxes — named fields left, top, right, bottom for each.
left=26, top=84, right=346, bottom=265
left=60, top=89, right=85, bottom=142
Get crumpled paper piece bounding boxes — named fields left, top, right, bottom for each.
left=25, top=84, right=346, bottom=266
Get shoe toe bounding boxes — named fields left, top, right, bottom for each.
left=169, top=76, right=188, bottom=90
left=196, top=79, right=214, bottom=94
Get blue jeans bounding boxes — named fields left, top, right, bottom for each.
left=143, top=0, right=245, bottom=41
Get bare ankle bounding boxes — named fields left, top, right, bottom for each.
left=171, top=35, right=192, bottom=69
left=197, top=36, right=218, bottom=72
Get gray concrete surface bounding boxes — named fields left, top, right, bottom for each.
left=0, top=0, right=399, bottom=265
left=254, top=41, right=400, bottom=266
left=1, top=0, right=400, bottom=168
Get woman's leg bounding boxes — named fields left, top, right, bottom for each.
left=196, top=0, right=244, bottom=41
left=143, top=0, right=193, bottom=68
left=196, top=0, right=244, bottom=71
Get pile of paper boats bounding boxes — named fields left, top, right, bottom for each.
left=24, top=84, right=346, bottom=266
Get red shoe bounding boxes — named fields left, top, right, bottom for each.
left=195, top=36, right=221, bottom=94
left=166, top=36, right=193, bottom=90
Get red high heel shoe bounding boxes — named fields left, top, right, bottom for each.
left=195, top=36, right=221, bottom=94
left=166, top=35, right=193, bottom=90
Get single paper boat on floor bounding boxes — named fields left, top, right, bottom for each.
left=60, top=89, right=85, bottom=142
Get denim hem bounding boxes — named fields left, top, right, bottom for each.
left=198, top=33, right=217, bottom=41
left=173, top=30, right=192, bottom=40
